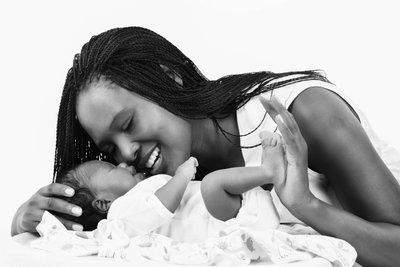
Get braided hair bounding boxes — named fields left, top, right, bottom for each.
left=54, top=26, right=330, bottom=182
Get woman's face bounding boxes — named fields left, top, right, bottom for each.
left=76, top=78, right=193, bottom=176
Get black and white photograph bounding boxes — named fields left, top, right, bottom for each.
left=2, top=1, right=400, bottom=266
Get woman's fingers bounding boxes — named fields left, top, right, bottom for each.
left=13, top=183, right=84, bottom=235
left=18, top=208, right=42, bottom=233
left=259, top=96, right=293, bottom=137
left=259, top=95, right=278, bottom=120
left=259, top=96, right=303, bottom=137
left=21, top=207, right=83, bottom=232
left=38, top=183, right=75, bottom=197
left=39, top=197, right=82, bottom=217
left=37, top=183, right=83, bottom=217
left=54, top=215, right=84, bottom=231
left=37, top=184, right=83, bottom=228
left=270, top=97, right=300, bottom=134
left=274, top=114, right=296, bottom=148
left=259, top=95, right=308, bottom=161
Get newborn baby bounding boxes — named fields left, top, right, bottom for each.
left=55, top=132, right=283, bottom=242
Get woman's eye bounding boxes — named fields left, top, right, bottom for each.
left=107, top=146, right=116, bottom=155
left=121, top=117, right=133, bottom=132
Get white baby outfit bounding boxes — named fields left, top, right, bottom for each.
left=236, top=76, right=400, bottom=223
left=107, top=175, right=279, bottom=242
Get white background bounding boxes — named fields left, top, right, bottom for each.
left=1, top=0, right=399, bottom=249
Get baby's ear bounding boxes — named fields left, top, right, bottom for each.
left=92, top=199, right=111, bottom=213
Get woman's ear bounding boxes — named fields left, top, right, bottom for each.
left=92, top=199, right=112, bottom=213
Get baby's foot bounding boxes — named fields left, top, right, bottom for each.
left=259, top=131, right=286, bottom=185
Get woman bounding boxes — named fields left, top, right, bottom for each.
left=12, top=27, right=400, bottom=266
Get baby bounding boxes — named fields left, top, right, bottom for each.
left=55, top=132, right=284, bottom=242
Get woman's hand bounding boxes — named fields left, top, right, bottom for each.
left=259, top=96, right=316, bottom=213
left=11, top=183, right=83, bottom=236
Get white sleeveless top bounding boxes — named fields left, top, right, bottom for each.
left=236, top=77, right=400, bottom=224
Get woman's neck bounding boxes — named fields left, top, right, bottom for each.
left=190, top=113, right=244, bottom=172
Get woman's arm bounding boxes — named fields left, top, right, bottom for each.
left=261, top=90, right=400, bottom=267
left=11, top=183, right=84, bottom=236
left=201, top=166, right=275, bottom=221
left=155, top=157, right=197, bottom=212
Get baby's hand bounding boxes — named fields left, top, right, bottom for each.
left=174, top=157, right=198, bottom=180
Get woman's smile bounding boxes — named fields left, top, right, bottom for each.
left=147, top=146, right=159, bottom=167
left=149, top=148, right=162, bottom=175
left=139, top=145, right=162, bottom=175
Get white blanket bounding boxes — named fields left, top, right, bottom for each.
left=28, top=211, right=356, bottom=266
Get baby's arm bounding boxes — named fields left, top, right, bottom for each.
left=155, top=157, right=198, bottom=212
left=108, top=157, right=197, bottom=237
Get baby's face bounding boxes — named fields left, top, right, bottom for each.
left=87, top=162, right=145, bottom=201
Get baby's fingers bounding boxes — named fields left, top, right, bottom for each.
left=187, top=156, right=199, bottom=167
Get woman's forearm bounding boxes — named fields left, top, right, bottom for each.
left=294, top=197, right=400, bottom=267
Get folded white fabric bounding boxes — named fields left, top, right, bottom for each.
left=31, top=211, right=130, bottom=258
left=128, top=224, right=356, bottom=267
left=31, top=211, right=356, bottom=266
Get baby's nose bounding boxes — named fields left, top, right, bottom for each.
left=117, top=162, right=128, bottom=168
left=117, top=163, right=137, bottom=174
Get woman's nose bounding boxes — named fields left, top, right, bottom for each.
left=117, top=140, right=140, bottom=163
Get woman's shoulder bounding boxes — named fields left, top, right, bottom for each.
left=269, top=79, right=338, bottom=110
left=236, top=80, right=340, bottom=142
left=289, top=86, right=359, bottom=125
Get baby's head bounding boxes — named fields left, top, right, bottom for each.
left=56, top=160, right=145, bottom=230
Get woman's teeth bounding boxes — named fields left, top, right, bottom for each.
left=145, top=147, right=160, bottom=169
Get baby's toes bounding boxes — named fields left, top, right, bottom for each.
left=260, top=131, right=280, bottom=147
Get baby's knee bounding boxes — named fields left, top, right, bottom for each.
left=201, top=176, right=224, bottom=211
left=200, top=176, right=214, bottom=203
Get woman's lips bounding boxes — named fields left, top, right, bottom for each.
left=149, top=151, right=162, bottom=175
left=145, top=146, right=160, bottom=169
left=136, top=145, right=162, bottom=175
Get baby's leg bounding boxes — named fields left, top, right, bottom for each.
left=201, top=132, right=285, bottom=221
left=259, top=131, right=286, bottom=185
